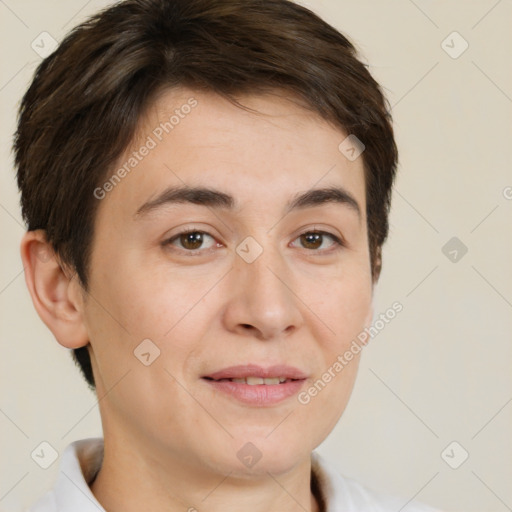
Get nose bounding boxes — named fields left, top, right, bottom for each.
left=221, top=243, right=304, bottom=341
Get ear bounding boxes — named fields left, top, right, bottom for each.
left=20, top=230, right=89, bottom=349
left=364, top=298, right=374, bottom=330
left=361, top=266, right=377, bottom=346
left=372, top=245, right=383, bottom=284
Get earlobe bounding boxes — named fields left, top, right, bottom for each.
left=359, top=295, right=375, bottom=347
left=20, top=230, right=89, bottom=349
left=364, top=301, right=374, bottom=330
left=372, top=245, right=383, bottom=284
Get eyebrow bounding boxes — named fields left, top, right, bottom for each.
left=134, top=184, right=361, bottom=220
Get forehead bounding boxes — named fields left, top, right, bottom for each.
left=95, top=86, right=366, bottom=222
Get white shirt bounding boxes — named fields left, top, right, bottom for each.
left=28, top=438, right=440, bottom=512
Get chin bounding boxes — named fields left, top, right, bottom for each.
left=217, top=429, right=314, bottom=478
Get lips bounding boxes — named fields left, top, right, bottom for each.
left=229, top=376, right=287, bottom=385
left=202, top=364, right=308, bottom=406
left=202, top=364, right=308, bottom=381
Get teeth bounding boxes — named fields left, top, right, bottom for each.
left=247, top=377, right=265, bottom=385
left=230, top=377, right=288, bottom=385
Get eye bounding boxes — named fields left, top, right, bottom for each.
left=290, top=230, right=344, bottom=251
left=163, top=228, right=344, bottom=255
left=164, top=230, right=219, bottom=252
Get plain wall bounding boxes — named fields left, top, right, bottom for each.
left=1, top=1, right=511, bottom=511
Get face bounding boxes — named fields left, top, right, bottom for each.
left=81, top=87, right=374, bottom=477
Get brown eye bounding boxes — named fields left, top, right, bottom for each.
left=180, top=232, right=204, bottom=250
left=292, top=231, right=343, bottom=251
left=300, top=232, right=323, bottom=249
left=165, top=231, right=217, bottom=252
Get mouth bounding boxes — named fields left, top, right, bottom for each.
left=202, top=364, right=308, bottom=381
left=201, top=364, right=308, bottom=406
left=203, top=376, right=296, bottom=385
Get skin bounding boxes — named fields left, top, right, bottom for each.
left=21, top=87, right=376, bottom=512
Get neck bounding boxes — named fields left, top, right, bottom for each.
left=90, top=432, right=321, bottom=512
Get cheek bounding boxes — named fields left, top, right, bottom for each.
left=289, top=268, right=370, bottom=421
left=85, top=263, right=219, bottom=385
left=305, top=269, right=373, bottom=348
left=93, top=256, right=206, bottom=336
left=299, top=276, right=370, bottom=420
left=83, top=272, right=209, bottom=429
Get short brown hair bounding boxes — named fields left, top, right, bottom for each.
left=14, top=0, right=398, bottom=390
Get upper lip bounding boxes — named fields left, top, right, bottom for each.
left=203, top=364, right=308, bottom=380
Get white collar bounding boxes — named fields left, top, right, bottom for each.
left=30, top=438, right=438, bottom=512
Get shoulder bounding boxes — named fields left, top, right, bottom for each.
left=26, top=438, right=104, bottom=512
left=27, top=490, right=57, bottom=511
left=311, top=451, right=442, bottom=512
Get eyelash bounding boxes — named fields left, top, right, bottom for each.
left=162, top=229, right=345, bottom=255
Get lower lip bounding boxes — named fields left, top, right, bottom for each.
left=203, top=378, right=306, bottom=406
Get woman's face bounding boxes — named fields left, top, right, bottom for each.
left=80, top=87, right=374, bottom=476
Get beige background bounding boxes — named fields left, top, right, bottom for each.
left=1, top=1, right=511, bottom=511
